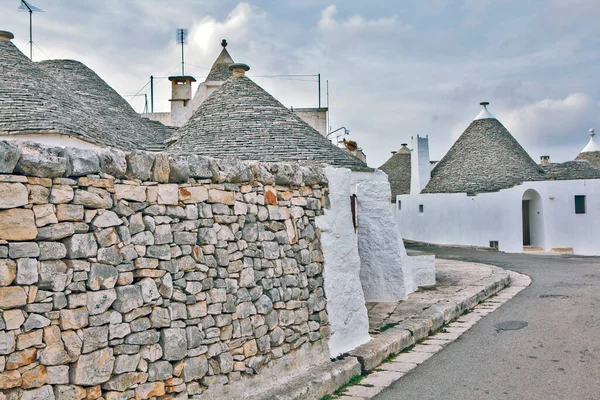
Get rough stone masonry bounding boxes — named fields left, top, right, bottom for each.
left=0, top=141, right=329, bottom=399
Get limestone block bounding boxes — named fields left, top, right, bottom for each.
left=113, top=285, right=143, bottom=313
left=0, top=182, right=28, bottom=209
left=6, top=347, right=36, bottom=369
left=70, top=347, right=115, bottom=386
left=16, top=329, right=43, bottom=350
left=39, top=242, right=67, bottom=260
left=97, top=147, right=127, bottom=178
left=126, top=151, right=155, bottom=181
left=102, top=371, right=147, bottom=392
left=3, top=309, right=25, bottom=330
left=37, top=223, right=75, bottom=241
left=73, top=189, right=112, bottom=209
left=0, top=259, right=16, bottom=286
left=46, top=365, right=69, bottom=385
left=82, top=326, right=109, bottom=354
left=87, top=289, right=117, bottom=315
left=181, top=355, right=208, bottom=382
left=15, top=141, right=67, bottom=178
left=0, top=286, right=27, bottom=309
left=160, top=328, right=187, bottom=361
left=9, top=242, right=40, bottom=258
left=63, top=233, right=98, bottom=259
left=64, top=147, right=100, bottom=177
left=157, top=184, right=178, bottom=205
left=96, top=247, right=123, bottom=266
left=115, top=184, right=146, bottom=202
left=0, top=208, right=37, bottom=241
left=92, top=211, right=123, bottom=229
left=147, top=360, right=173, bottom=381
left=21, top=364, right=48, bottom=389
left=54, top=204, right=83, bottom=222
left=88, top=264, right=118, bottom=290
left=178, top=186, right=208, bottom=203
left=207, top=189, right=235, bottom=205
left=23, top=313, right=51, bottom=332
left=59, top=308, right=88, bottom=330
left=0, top=369, right=21, bottom=389
left=0, top=141, right=20, bottom=173
left=135, top=381, right=165, bottom=399
left=187, top=155, right=213, bottom=179
left=49, top=185, right=74, bottom=204
left=0, top=331, right=16, bottom=355
left=113, top=354, right=141, bottom=374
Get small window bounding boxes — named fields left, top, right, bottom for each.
left=397, top=200, right=402, bottom=210
left=419, top=204, right=424, bottom=213
left=575, top=195, right=586, bottom=214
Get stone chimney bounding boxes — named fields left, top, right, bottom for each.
left=168, top=75, right=197, bottom=127
left=229, top=63, right=250, bottom=75
left=410, top=135, right=431, bottom=194
left=0, top=31, right=14, bottom=41
left=540, top=155, right=550, bottom=165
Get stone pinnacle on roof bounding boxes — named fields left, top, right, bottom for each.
left=580, top=128, right=600, bottom=153
left=423, top=104, right=544, bottom=194
left=205, top=39, right=235, bottom=82
left=0, top=30, right=14, bottom=41
left=473, top=101, right=496, bottom=121
left=575, top=128, right=600, bottom=169
left=166, top=64, right=370, bottom=171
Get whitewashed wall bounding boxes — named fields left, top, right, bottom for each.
left=397, top=179, right=600, bottom=255
left=0, top=134, right=101, bottom=149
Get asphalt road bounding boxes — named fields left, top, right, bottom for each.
left=374, top=246, right=600, bottom=400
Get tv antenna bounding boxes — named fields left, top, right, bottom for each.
left=17, top=0, right=43, bottom=60
left=176, top=28, right=188, bottom=76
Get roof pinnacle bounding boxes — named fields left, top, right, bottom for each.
left=221, top=39, right=227, bottom=48
left=580, top=128, right=600, bottom=153
left=474, top=101, right=496, bottom=121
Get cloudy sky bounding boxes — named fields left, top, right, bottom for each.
left=2, top=0, right=600, bottom=167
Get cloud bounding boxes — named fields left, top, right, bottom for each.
left=190, top=3, right=265, bottom=56
left=318, top=5, right=399, bottom=33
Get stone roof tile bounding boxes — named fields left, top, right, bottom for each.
left=379, top=146, right=411, bottom=201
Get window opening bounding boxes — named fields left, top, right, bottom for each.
left=575, top=195, right=586, bottom=214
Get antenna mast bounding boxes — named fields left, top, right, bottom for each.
left=176, top=28, right=188, bottom=76
left=17, top=0, right=43, bottom=60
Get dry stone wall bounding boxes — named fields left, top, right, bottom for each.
left=0, top=141, right=330, bottom=400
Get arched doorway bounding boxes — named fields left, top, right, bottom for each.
left=522, top=189, right=545, bottom=249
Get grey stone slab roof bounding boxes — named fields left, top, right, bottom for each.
left=38, top=59, right=171, bottom=151
left=379, top=147, right=411, bottom=201
left=167, top=73, right=371, bottom=171
left=423, top=118, right=545, bottom=194
left=541, top=160, right=600, bottom=180
left=0, top=40, right=91, bottom=141
left=0, top=40, right=171, bottom=152
left=575, top=151, right=600, bottom=170
left=205, top=48, right=234, bottom=82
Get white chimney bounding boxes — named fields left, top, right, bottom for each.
left=410, top=134, right=431, bottom=194
left=168, top=75, right=197, bottom=127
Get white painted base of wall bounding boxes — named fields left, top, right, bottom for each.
left=1, top=134, right=100, bottom=149
left=397, top=179, right=600, bottom=256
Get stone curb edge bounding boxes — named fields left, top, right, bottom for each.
left=261, top=266, right=529, bottom=400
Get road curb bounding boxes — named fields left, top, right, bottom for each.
left=260, top=263, right=522, bottom=400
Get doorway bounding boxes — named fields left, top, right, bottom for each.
left=522, top=200, right=530, bottom=246
left=522, top=189, right=544, bottom=250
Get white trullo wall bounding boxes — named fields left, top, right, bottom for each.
left=0, top=134, right=101, bottom=149
left=396, top=179, right=600, bottom=255
left=316, top=167, right=371, bottom=357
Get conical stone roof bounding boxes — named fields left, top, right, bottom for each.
left=0, top=39, right=90, bottom=141
left=167, top=71, right=370, bottom=171
left=379, top=144, right=411, bottom=201
left=423, top=112, right=544, bottom=194
left=38, top=59, right=172, bottom=151
left=205, top=46, right=234, bottom=82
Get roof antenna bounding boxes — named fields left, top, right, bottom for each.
left=17, top=0, right=43, bottom=61
left=176, top=28, right=188, bottom=76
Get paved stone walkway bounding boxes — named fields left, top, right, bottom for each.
left=368, top=258, right=511, bottom=332
left=334, top=268, right=531, bottom=399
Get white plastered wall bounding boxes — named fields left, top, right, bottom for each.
left=396, top=179, right=600, bottom=255
left=0, top=134, right=101, bottom=149
left=316, top=167, right=371, bottom=357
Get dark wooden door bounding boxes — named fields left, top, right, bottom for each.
left=522, top=200, right=530, bottom=246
